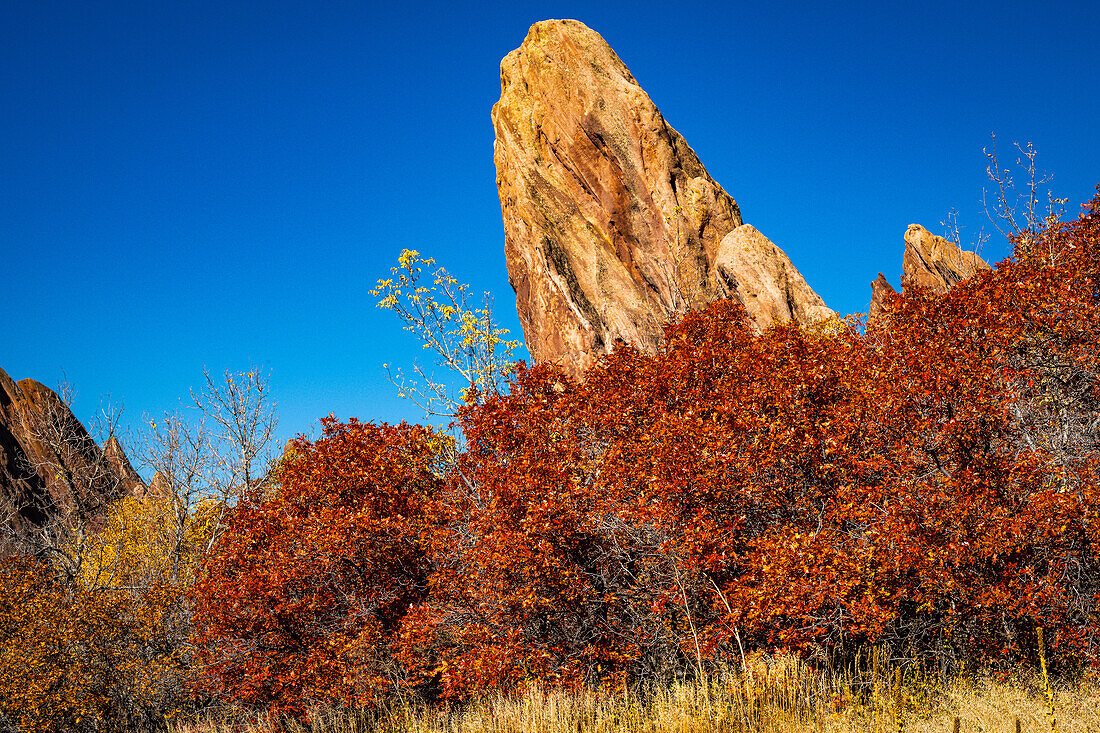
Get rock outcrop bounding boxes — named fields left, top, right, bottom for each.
left=713, top=225, right=834, bottom=329
left=867, top=225, right=991, bottom=321
left=868, top=273, right=898, bottom=322
left=0, top=367, right=51, bottom=528
left=902, top=224, right=990, bottom=295
left=0, top=366, right=144, bottom=542
left=104, top=435, right=145, bottom=496
left=493, top=19, right=830, bottom=378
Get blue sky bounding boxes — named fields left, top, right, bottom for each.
left=3, top=0, right=1098, bottom=456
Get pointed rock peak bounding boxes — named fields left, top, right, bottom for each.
left=16, top=378, right=87, bottom=441
left=105, top=435, right=124, bottom=451
left=493, top=20, right=827, bottom=378
left=902, top=224, right=990, bottom=296
left=103, top=435, right=146, bottom=498
left=868, top=272, right=898, bottom=321
left=0, top=367, right=132, bottom=534
left=148, top=470, right=171, bottom=499
left=712, top=225, right=834, bottom=329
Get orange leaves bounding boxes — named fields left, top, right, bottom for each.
left=446, top=191, right=1100, bottom=674
left=192, top=418, right=446, bottom=718
left=185, top=189, right=1100, bottom=715
left=0, top=555, right=191, bottom=732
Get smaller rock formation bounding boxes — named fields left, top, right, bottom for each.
left=0, top=366, right=145, bottom=546
left=867, top=225, right=991, bottom=321
left=868, top=273, right=897, bottom=322
left=712, top=225, right=834, bottom=328
left=147, top=470, right=172, bottom=500
left=902, top=224, right=990, bottom=295
left=104, top=435, right=145, bottom=497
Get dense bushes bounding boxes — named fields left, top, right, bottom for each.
left=191, top=191, right=1100, bottom=716
left=0, top=368, right=273, bottom=733
left=192, top=419, right=446, bottom=716
left=4, top=191, right=1098, bottom=728
left=0, top=555, right=192, bottom=732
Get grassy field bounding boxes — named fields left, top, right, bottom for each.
left=178, top=653, right=1100, bottom=733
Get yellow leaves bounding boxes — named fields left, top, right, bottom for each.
left=1, top=555, right=190, bottom=732
left=81, top=493, right=214, bottom=588
left=397, top=248, right=424, bottom=269
left=372, top=248, right=523, bottom=416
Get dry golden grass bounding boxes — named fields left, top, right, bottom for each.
left=175, top=654, right=1100, bottom=733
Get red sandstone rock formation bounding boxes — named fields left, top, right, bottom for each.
left=867, top=225, right=991, bottom=322
left=713, top=225, right=833, bottom=329
left=902, top=224, right=990, bottom=295
left=493, top=19, right=830, bottom=378
left=868, top=273, right=898, bottom=322
left=104, top=434, right=145, bottom=497
left=0, top=366, right=143, bottom=543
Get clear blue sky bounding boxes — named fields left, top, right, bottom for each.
left=3, top=0, right=1098, bottom=454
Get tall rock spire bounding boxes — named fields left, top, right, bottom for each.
left=492, top=19, right=830, bottom=378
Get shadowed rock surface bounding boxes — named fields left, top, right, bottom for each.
left=0, top=366, right=144, bottom=544
left=493, top=19, right=829, bottom=378
left=0, top=367, right=52, bottom=529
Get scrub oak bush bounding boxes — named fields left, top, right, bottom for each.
left=192, top=419, right=446, bottom=718
left=193, top=189, right=1100, bottom=717
left=0, top=555, right=192, bottom=733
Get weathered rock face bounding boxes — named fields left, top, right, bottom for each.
left=0, top=366, right=143, bottom=543
left=902, top=224, right=990, bottom=295
left=867, top=225, right=991, bottom=322
left=713, top=225, right=834, bottom=328
left=104, top=435, right=144, bottom=497
left=493, top=19, right=830, bottom=377
left=0, top=367, right=50, bottom=528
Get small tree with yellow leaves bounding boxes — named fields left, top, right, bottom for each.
left=81, top=493, right=220, bottom=590
left=371, top=249, right=521, bottom=417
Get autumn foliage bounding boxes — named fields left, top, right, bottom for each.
left=181, top=190, right=1100, bottom=718
left=192, top=419, right=446, bottom=716
left=8, top=191, right=1095, bottom=729
left=0, top=554, right=192, bottom=732
left=0, top=369, right=269, bottom=733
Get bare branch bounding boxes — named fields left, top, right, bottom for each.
left=982, top=134, right=1067, bottom=264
